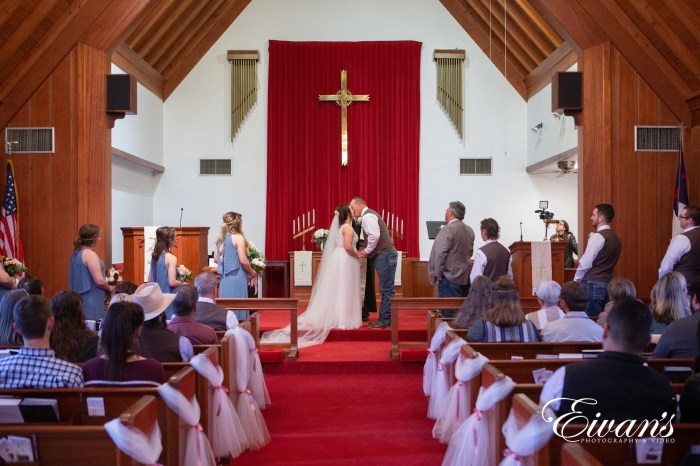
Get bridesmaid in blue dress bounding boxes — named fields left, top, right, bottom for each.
left=214, top=212, right=257, bottom=320
left=69, top=224, right=114, bottom=320
left=149, top=226, right=182, bottom=317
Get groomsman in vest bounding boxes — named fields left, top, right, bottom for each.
left=470, top=218, right=512, bottom=284
left=574, top=203, right=622, bottom=317
left=350, top=197, right=398, bottom=329
left=659, top=205, right=700, bottom=285
left=428, top=201, right=475, bottom=317
left=352, top=217, right=377, bottom=321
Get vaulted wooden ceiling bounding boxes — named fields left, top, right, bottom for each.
left=0, top=0, right=699, bottom=129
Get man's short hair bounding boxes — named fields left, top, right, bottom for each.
left=194, top=271, right=218, bottom=296
left=172, top=285, right=198, bottom=316
left=17, top=276, right=43, bottom=296
left=13, top=295, right=51, bottom=339
left=559, top=281, right=589, bottom=312
left=683, top=206, right=700, bottom=225
left=448, top=201, right=466, bottom=220
left=351, top=197, right=366, bottom=206
left=594, top=203, right=615, bottom=223
left=480, top=218, right=500, bottom=240
left=535, top=280, right=561, bottom=307
left=606, top=298, right=652, bottom=352
left=688, top=280, right=700, bottom=306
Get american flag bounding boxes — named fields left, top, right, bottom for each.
left=0, top=161, right=24, bottom=261
left=672, top=146, right=689, bottom=237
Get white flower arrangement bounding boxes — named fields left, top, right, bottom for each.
left=176, top=264, right=193, bottom=283
left=105, top=267, right=121, bottom=285
left=311, top=229, right=329, bottom=247
left=247, top=241, right=266, bottom=275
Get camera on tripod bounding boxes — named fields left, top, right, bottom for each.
left=534, top=200, right=554, bottom=220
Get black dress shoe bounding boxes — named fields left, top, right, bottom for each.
left=367, top=321, right=389, bottom=329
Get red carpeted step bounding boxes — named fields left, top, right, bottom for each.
left=260, top=350, right=285, bottom=363
left=399, top=348, right=429, bottom=362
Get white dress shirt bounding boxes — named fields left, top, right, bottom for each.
left=574, top=225, right=611, bottom=281
left=360, top=207, right=381, bottom=255
left=469, top=239, right=513, bottom=283
left=540, top=311, right=604, bottom=342
left=539, top=366, right=567, bottom=410
left=659, top=225, right=699, bottom=277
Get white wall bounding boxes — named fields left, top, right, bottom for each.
left=154, top=0, right=579, bottom=260
left=110, top=64, right=164, bottom=263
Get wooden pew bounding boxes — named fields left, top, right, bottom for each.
left=561, top=443, right=603, bottom=466
left=216, top=298, right=299, bottom=359
left=389, top=297, right=464, bottom=359
left=0, top=366, right=195, bottom=466
left=0, top=394, right=158, bottom=465
left=466, top=342, right=603, bottom=360
left=428, top=314, right=468, bottom=346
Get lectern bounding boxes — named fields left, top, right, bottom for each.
left=121, top=227, right=209, bottom=284
left=509, top=241, right=566, bottom=312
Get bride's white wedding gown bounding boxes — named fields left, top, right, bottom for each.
left=261, top=218, right=361, bottom=348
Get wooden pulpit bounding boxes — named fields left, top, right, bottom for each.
left=121, top=227, right=210, bottom=284
left=509, top=241, right=566, bottom=310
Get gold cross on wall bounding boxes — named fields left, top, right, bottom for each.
left=319, top=70, right=369, bottom=166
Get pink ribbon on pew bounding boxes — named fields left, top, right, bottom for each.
left=503, top=448, right=522, bottom=466
left=243, top=388, right=257, bottom=412
left=211, top=385, right=228, bottom=416
left=437, top=363, right=444, bottom=371
left=191, top=423, right=204, bottom=466
left=472, top=409, right=482, bottom=456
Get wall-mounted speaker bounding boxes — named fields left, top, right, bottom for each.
left=552, top=71, right=582, bottom=112
left=107, top=74, right=137, bottom=114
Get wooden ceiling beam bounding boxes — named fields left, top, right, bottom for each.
left=112, top=42, right=165, bottom=100
left=0, top=0, right=111, bottom=129
left=127, top=1, right=178, bottom=50
left=0, top=0, right=61, bottom=68
left=80, top=0, right=156, bottom=54
left=527, top=0, right=608, bottom=52
left=146, top=0, right=215, bottom=68
left=525, top=42, right=578, bottom=98
left=163, top=0, right=253, bottom=99
left=505, top=1, right=558, bottom=57
left=440, top=0, right=527, bottom=99
left=664, top=0, right=700, bottom=45
left=0, top=0, right=25, bottom=31
left=511, top=0, right=562, bottom=50
left=135, top=1, right=194, bottom=59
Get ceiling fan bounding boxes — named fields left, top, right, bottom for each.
left=557, top=160, right=577, bottom=175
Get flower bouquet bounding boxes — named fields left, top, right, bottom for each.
left=2, top=257, right=27, bottom=277
left=105, top=267, right=120, bottom=285
left=176, top=264, right=193, bottom=283
left=312, top=228, right=329, bottom=250
left=247, top=241, right=266, bottom=275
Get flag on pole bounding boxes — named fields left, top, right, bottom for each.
left=0, top=161, right=24, bottom=262
left=672, top=146, right=689, bottom=237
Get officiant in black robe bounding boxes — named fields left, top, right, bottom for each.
left=353, top=218, right=377, bottom=320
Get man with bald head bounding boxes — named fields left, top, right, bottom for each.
left=193, top=271, right=228, bottom=331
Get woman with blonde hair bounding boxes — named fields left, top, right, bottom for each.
left=215, top=212, right=257, bottom=320
left=69, top=224, right=114, bottom=319
left=467, top=276, right=539, bottom=342
left=649, top=272, right=689, bottom=334
left=149, top=226, right=182, bottom=298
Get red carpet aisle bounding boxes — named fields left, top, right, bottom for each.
left=235, top=311, right=447, bottom=465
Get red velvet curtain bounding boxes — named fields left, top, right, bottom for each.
left=266, top=41, right=421, bottom=260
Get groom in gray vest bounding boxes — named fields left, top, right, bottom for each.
left=350, top=197, right=398, bottom=329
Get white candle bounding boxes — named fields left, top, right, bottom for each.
left=391, top=213, right=394, bottom=230
left=401, top=219, right=404, bottom=235
left=302, top=215, right=305, bottom=229
left=293, top=220, right=295, bottom=235
left=308, top=211, right=311, bottom=227
left=313, top=209, right=315, bottom=225
left=382, top=209, right=385, bottom=221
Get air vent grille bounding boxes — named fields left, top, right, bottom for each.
left=460, top=158, right=492, bottom=175
left=635, top=126, right=681, bottom=152
left=5, top=127, right=55, bottom=153
left=199, top=159, right=232, bottom=175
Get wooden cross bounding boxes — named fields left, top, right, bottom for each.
left=319, top=70, right=369, bottom=166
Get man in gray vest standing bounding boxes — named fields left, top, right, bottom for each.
left=659, top=205, right=700, bottom=285
left=428, top=201, right=475, bottom=305
left=351, top=197, right=398, bottom=329
left=574, top=203, right=622, bottom=317
left=470, top=218, right=511, bottom=284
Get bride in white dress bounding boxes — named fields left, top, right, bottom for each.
left=261, top=204, right=361, bottom=347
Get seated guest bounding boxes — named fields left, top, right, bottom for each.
left=679, top=323, right=700, bottom=422
left=466, top=277, right=539, bottom=342
left=526, top=280, right=564, bottom=330
left=17, top=276, right=43, bottom=296
left=49, top=290, right=98, bottom=363
left=649, top=272, right=689, bottom=334
left=113, top=281, right=138, bottom=295
left=133, top=283, right=192, bottom=362
left=541, top=281, right=603, bottom=342
left=596, top=277, right=636, bottom=328
left=0, top=296, right=83, bottom=388
left=454, top=275, right=492, bottom=329
left=193, top=271, right=228, bottom=331
left=168, top=284, right=217, bottom=345
left=0, top=289, right=28, bottom=346
left=541, top=299, right=676, bottom=421
left=82, top=301, right=165, bottom=386
left=0, top=260, right=15, bottom=300
left=653, top=280, right=700, bottom=358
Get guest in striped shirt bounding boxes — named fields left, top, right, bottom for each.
left=0, top=295, right=83, bottom=388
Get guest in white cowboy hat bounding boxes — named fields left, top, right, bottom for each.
left=134, top=283, right=193, bottom=362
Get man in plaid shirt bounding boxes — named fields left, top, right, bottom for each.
left=0, top=295, right=83, bottom=388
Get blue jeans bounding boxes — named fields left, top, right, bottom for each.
left=585, top=281, right=608, bottom=317
left=438, top=279, right=469, bottom=317
left=374, top=249, right=398, bottom=324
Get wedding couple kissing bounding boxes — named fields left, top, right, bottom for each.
left=261, top=197, right=399, bottom=348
